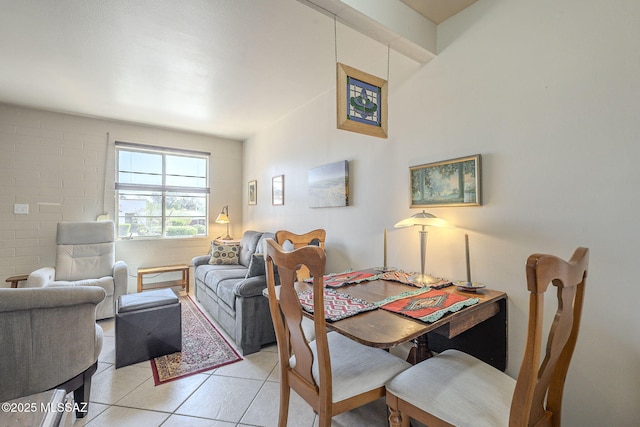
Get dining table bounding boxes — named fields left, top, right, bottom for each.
left=276, top=270, right=508, bottom=370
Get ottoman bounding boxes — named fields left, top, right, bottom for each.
left=115, top=288, right=182, bottom=368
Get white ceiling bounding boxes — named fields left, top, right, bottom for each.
left=0, top=0, right=475, bottom=140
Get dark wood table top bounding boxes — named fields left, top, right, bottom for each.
left=290, top=278, right=507, bottom=349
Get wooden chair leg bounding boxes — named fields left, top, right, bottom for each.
left=389, top=407, right=410, bottom=427
left=278, top=385, right=291, bottom=427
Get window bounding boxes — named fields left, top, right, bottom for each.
left=115, top=141, right=210, bottom=239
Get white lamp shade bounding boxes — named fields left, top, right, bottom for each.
left=394, top=211, right=449, bottom=228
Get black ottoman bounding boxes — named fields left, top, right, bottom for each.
left=115, top=288, right=182, bottom=368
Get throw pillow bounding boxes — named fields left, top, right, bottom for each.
left=209, top=243, right=240, bottom=265
left=246, top=253, right=266, bottom=278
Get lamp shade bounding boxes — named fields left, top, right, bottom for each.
left=394, top=211, right=449, bottom=229
left=215, top=213, right=229, bottom=224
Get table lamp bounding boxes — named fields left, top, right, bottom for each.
left=215, top=205, right=233, bottom=240
left=394, top=210, right=449, bottom=285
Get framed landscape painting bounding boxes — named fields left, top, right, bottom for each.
left=308, top=160, right=349, bottom=208
left=410, top=154, right=481, bottom=208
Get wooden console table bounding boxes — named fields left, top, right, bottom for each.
left=137, top=264, right=190, bottom=293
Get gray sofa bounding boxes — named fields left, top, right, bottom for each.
left=192, top=230, right=276, bottom=355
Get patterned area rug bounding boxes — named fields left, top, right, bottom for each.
left=151, top=295, right=242, bottom=385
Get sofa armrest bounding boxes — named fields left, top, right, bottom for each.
left=192, top=255, right=210, bottom=268
left=233, top=275, right=268, bottom=298
left=26, top=266, right=55, bottom=288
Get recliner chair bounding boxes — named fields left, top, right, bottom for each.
left=0, top=286, right=105, bottom=418
left=24, top=221, right=128, bottom=319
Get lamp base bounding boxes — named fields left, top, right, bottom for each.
left=217, top=234, right=234, bottom=241
left=409, top=273, right=439, bottom=285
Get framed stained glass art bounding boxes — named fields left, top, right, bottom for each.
left=337, top=63, right=388, bottom=139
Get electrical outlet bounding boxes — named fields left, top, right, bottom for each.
left=14, top=204, right=29, bottom=214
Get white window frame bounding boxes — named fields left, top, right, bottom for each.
left=115, top=141, right=210, bottom=240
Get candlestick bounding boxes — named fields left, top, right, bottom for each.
left=465, top=234, right=471, bottom=283
left=383, top=228, right=388, bottom=268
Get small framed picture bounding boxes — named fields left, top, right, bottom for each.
left=337, top=63, right=388, bottom=139
left=248, top=180, right=257, bottom=205
left=272, top=175, right=284, bottom=206
left=410, top=154, right=481, bottom=207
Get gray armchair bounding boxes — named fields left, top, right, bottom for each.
left=0, top=286, right=105, bottom=418
left=24, top=221, right=128, bottom=319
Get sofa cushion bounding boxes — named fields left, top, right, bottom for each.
left=200, top=267, right=248, bottom=294
left=209, top=243, right=240, bottom=265
left=239, top=231, right=263, bottom=267
left=246, top=254, right=265, bottom=278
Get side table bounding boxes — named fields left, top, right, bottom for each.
left=5, top=274, right=29, bottom=288
left=137, top=264, right=190, bottom=293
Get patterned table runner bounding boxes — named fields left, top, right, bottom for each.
left=379, top=270, right=453, bottom=289
left=297, top=288, right=377, bottom=321
left=375, top=287, right=479, bottom=323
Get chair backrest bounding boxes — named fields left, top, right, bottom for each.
left=510, top=247, right=589, bottom=426
left=275, top=229, right=326, bottom=250
left=55, top=221, right=116, bottom=281
left=264, top=238, right=331, bottom=409
left=275, top=229, right=326, bottom=280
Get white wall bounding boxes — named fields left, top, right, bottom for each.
left=244, top=0, right=640, bottom=425
left=0, top=104, right=243, bottom=291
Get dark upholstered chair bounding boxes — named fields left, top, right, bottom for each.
left=0, top=286, right=105, bottom=418
left=386, top=247, right=589, bottom=427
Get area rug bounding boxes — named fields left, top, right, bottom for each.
left=151, top=295, right=242, bottom=385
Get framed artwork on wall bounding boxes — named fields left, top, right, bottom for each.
left=272, top=175, right=284, bottom=206
left=410, top=154, right=481, bottom=208
left=308, top=160, right=349, bottom=208
left=337, top=63, right=388, bottom=139
left=248, top=180, right=257, bottom=205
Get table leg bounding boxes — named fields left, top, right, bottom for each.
left=406, top=334, right=433, bottom=365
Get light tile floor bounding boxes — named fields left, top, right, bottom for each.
left=71, top=289, right=407, bottom=427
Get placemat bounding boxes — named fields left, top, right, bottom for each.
left=375, top=288, right=479, bottom=323
left=307, top=270, right=380, bottom=288
left=379, top=270, right=453, bottom=289
left=298, top=288, right=377, bottom=321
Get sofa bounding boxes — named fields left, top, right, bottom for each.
left=192, top=230, right=276, bottom=355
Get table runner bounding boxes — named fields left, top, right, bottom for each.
left=375, top=287, right=479, bottom=323
left=297, top=288, right=377, bottom=321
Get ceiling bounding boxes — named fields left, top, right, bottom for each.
left=0, top=0, right=476, bottom=140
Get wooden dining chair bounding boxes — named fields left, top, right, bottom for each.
left=386, top=247, right=589, bottom=427
left=275, top=229, right=326, bottom=280
left=263, top=238, right=411, bottom=427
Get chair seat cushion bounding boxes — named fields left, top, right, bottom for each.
left=51, top=276, right=114, bottom=296
left=310, top=332, right=411, bottom=403
left=386, top=349, right=516, bottom=427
